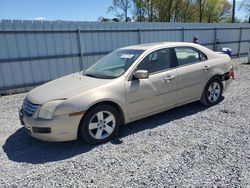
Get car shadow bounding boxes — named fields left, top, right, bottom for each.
left=2, top=98, right=224, bottom=164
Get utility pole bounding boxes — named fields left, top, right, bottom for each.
left=232, top=0, right=236, bottom=23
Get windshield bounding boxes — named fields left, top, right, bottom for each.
left=84, top=49, right=144, bottom=79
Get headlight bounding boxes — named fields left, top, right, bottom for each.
left=36, top=100, right=65, bottom=120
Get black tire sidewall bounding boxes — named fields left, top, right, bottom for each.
left=80, top=105, right=121, bottom=144
left=203, top=78, right=223, bottom=106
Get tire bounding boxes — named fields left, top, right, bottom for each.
left=200, top=77, right=223, bottom=106
left=79, top=104, right=121, bottom=144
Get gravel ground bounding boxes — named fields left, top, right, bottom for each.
left=0, top=64, right=250, bottom=187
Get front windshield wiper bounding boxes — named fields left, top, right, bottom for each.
left=84, top=73, right=99, bottom=78
left=85, top=72, right=117, bottom=79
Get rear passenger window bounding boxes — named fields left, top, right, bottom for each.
left=175, top=47, right=207, bottom=66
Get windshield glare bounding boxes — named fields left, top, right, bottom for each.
left=84, top=49, right=144, bottom=79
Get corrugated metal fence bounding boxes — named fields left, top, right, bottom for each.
left=0, top=20, right=250, bottom=93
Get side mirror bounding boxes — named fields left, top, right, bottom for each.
left=133, top=70, right=149, bottom=79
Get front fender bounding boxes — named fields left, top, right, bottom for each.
left=54, top=77, right=128, bottom=122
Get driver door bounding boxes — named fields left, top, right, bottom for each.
left=125, top=48, right=177, bottom=120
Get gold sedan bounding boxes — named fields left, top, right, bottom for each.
left=19, top=42, right=232, bottom=144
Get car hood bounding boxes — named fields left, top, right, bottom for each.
left=27, top=72, right=111, bottom=104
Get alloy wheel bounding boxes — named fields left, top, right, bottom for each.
left=88, top=111, right=116, bottom=140
left=207, top=82, right=221, bottom=103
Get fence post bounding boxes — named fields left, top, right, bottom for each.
left=213, top=27, right=217, bottom=51
left=238, top=27, right=243, bottom=58
left=182, top=27, right=185, bottom=42
left=76, top=27, right=84, bottom=70
left=138, top=28, right=141, bottom=44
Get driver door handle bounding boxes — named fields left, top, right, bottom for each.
left=202, top=65, right=210, bottom=71
left=164, top=75, right=175, bottom=82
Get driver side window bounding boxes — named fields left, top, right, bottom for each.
left=137, top=48, right=172, bottom=74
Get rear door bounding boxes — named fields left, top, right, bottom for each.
left=173, top=47, right=210, bottom=104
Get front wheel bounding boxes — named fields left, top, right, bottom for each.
left=79, top=105, right=121, bottom=144
left=200, top=77, right=223, bottom=106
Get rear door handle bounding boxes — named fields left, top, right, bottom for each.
left=202, top=66, right=210, bottom=71
left=164, top=75, right=175, bottom=82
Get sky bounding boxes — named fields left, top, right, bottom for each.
left=0, top=0, right=114, bottom=21
left=0, top=0, right=248, bottom=22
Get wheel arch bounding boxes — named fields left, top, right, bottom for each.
left=200, top=74, right=223, bottom=99
left=77, top=100, right=125, bottom=138
left=204, top=74, right=223, bottom=91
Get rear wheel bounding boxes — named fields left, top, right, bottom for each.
left=200, top=77, right=223, bottom=106
left=80, top=105, right=121, bottom=144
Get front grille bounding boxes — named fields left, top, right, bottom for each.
left=22, top=98, right=39, bottom=117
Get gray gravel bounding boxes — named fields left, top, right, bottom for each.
left=0, top=64, right=250, bottom=187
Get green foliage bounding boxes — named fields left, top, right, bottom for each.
left=204, top=0, right=231, bottom=22
left=106, top=0, right=233, bottom=22
left=224, top=17, right=241, bottom=23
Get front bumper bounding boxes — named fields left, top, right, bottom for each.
left=19, top=110, right=82, bottom=142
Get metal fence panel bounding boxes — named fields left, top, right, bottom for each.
left=0, top=20, right=250, bottom=93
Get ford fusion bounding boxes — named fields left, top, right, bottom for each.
left=19, top=42, right=232, bottom=144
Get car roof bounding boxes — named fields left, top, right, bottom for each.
left=120, top=42, right=202, bottom=51
left=119, top=42, right=218, bottom=60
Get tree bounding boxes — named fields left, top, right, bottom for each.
left=144, top=0, right=156, bottom=22
left=108, top=0, right=232, bottom=22
left=97, top=17, right=111, bottom=22
left=225, top=17, right=241, bottom=23
left=132, top=0, right=193, bottom=22
left=108, top=0, right=132, bottom=22
left=183, top=0, right=194, bottom=22
left=97, top=17, right=120, bottom=22
left=155, top=0, right=175, bottom=22
left=197, top=0, right=207, bottom=22
left=112, top=18, right=120, bottom=22
left=204, top=0, right=231, bottom=22
left=132, top=0, right=144, bottom=21
left=173, top=0, right=182, bottom=22
left=132, top=0, right=157, bottom=22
